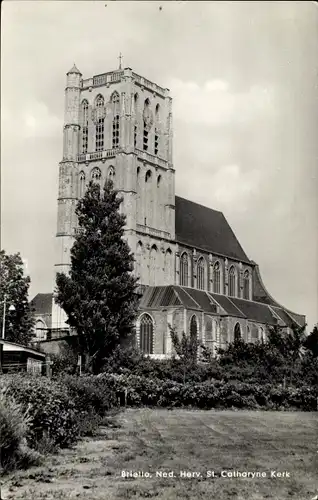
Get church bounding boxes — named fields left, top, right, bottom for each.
left=31, top=63, right=305, bottom=357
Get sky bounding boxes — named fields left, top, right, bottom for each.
left=1, top=1, right=318, bottom=330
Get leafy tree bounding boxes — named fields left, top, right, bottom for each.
left=55, top=180, right=139, bottom=374
left=169, top=325, right=201, bottom=382
left=0, top=250, right=34, bottom=345
left=303, top=324, right=318, bottom=358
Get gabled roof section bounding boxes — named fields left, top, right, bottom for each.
left=230, top=297, right=278, bottom=325
left=30, top=293, right=53, bottom=316
left=139, top=286, right=182, bottom=309
left=209, top=294, right=246, bottom=318
left=175, top=196, right=250, bottom=262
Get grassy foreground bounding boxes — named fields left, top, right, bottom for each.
left=1, top=409, right=317, bottom=500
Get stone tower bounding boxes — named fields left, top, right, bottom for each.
left=52, top=64, right=176, bottom=329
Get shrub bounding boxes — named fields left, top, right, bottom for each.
left=97, top=373, right=318, bottom=411
left=2, top=375, right=79, bottom=450
left=0, top=390, right=40, bottom=473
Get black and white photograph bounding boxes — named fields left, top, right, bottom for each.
left=1, top=1, right=318, bottom=499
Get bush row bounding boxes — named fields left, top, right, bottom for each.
left=98, top=373, right=318, bottom=411
left=0, top=374, right=117, bottom=473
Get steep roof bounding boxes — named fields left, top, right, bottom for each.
left=30, top=293, right=52, bottom=316
left=67, top=63, right=82, bottom=75
left=175, top=196, right=250, bottom=262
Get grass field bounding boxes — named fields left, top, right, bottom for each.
left=2, top=409, right=318, bottom=500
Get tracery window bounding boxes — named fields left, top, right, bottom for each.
left=180, top=252, right=189, bottom=287
left=243, top=270, right=250, bottom=300
left=112, top=115, right=119, bottom=148
left=139, top=314, right=154, bottom=354
left=213, top=262, right=221, bottom=294
left=81, top=100, right=88, bottom=154
left=197, top=257, right=205, bottom=290
left=91, top=167, right=101, bottom=182
left=143, top=98, right=150, bottom=151
left=95, top=95, right=105, bottom=152
left=228, top=266, right=236, bottom=297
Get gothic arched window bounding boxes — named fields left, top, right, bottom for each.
left=143, top=98, right=150, bottom=151
left=234, top=323, right=241, bottom=341
left=228, top=266, right=236, bottom=297
left=112, top=114, right=119, bottom=148
left=135, top=241, right=143, bottom=283
left=190, top=314, right=198, bottom=337
left=259, top=326, right=265, bottom=343
left=149, top=245, right=157, bottom=286
left=205, top=316, right=214, bottom=351
left=251, top=324, right=259, bottom=342
left=139, top=314, right=154, bottom=354
left=95, top=95, right=105, bottom=152
left=243, top=270, right=250, bottom=300
left=213, top=262, right=221, bottom=294
left=145, top=170, right=152, bottom=183
left=157, top=175, right=161, bottom=187
left=107, top=166, right=115, bottom=183
left=78, top=171, right=85, bottom=199
left=35, top=319, right=46, bottom=340
left=91, top=167, right=101, bottom=182
left=81, top=100, right=89, bottom=154
left=180, top=252, right=189, bottom=287
left=111, top=92, right=120, bottom=149
left=164, top=248, right=172, bottom=285
left=197, top=257, right=205, bottom=290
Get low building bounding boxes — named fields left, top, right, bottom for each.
left=0, top=339, right=46, bottom=374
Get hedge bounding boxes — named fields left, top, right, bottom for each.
left=97, top=373, right=318, bottom=411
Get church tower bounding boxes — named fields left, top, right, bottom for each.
left=52, top=64, right=176, bottom=329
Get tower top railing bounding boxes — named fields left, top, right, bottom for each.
left=81, top=68, right=169, bottom=98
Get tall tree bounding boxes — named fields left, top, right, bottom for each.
left=55, top=180, right=139, bottom=373
left=303, top=325, right=318, bottom=358
left=0, top=250, right=34, bottom=345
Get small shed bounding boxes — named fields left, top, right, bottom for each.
left=0, top=340, right=47, bottom=374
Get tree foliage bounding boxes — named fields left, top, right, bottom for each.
left=303, top=324, right=318, bottom=358
left=0, top=250, right=34, bottom=345
left=55, top=180, right=139, bottom=373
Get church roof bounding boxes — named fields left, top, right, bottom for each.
left=30, top=293, right=52, bottom=316
left=140, top=285, right=302, bottom=328
left=175, top=196, right=250, bottom=263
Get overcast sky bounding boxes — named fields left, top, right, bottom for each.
left=2, top=1, right=318, bottom=330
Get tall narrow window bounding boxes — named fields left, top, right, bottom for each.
left=107, top=166, right=115, bottom=185
left=95, top=95, right=105, bottom=152
left=234, top=323, right=241, bottom=341
left=112, top=115, right=119, bottom=148
left=143, top=98, right=150, bottom=151
left=91, top=167, right=101, bottom=182
left=213, top=262, right=221, bottom=293
left=205, top=317, right=214, bottom=351
left=243, top=270, right=250, bottom=300
left=197, top=257, right=205, bottom=290
left=180, top=253, right=189, bottom=286
left=111, top=92, right=120, bottom=149
left=190, top=315, right=198, bottom=357
left=78, top=171, right=85, bottom=199
left=228, top=266, right=236, bottom=297
left=134, top=124, right=137, bottom=148
left=139, top=314, right=154, bottom=354
left=154, top=128, right=159, bottom=155
left=81, top=100, right=88, bottom=154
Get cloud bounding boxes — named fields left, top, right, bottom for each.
left=168, top=78, right=276, bottom=126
